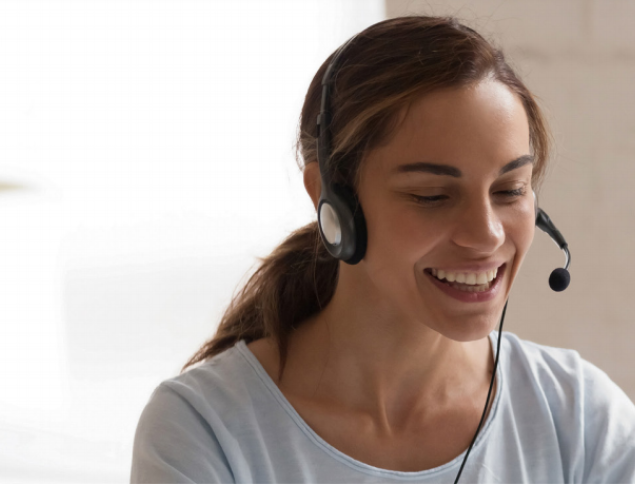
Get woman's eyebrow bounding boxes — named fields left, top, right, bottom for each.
left=391, top=154, right=535, bottom=177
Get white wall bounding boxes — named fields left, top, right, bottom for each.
left=386, top=0, right=635, bottom=401
left=0, top=1, right=385, bottom=482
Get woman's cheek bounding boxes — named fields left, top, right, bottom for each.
left=386, top=206, right=441, bottom=257
left=519, top=196, right=537, bottom=247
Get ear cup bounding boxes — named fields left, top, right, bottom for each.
left=317, top=183, right=367, bottom=264
left=533, top=190, right=538, bottom=222
left=332, top=183, right=367, bottom=264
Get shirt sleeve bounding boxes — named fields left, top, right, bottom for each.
left=582, top=359, right=635, bottom=483
left=130, top=383, right=235, bottom=484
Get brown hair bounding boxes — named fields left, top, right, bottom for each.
left=182, top=15, right=553, bottom=379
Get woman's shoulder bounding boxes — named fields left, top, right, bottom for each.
left=500, top=330, right=600, bottom=383
left=144, top=340, right=271, bottom=422
left=495, top=331, right=635, bottom=482
left=131, top=342, right=258, bottom=483
left=501, top=330, right=580, bottom=363
left=498, top=330, right=635, bottom=429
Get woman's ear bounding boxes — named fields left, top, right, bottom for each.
left=303, top=162, right=322, bottom=211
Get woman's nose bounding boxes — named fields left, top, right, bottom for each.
left=451, top=197, right=505, bottom=254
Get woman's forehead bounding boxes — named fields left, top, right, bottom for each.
left=366, top=80, right=531, bottom=178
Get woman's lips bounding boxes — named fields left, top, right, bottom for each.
left=423, top=263, right=506, bottom=303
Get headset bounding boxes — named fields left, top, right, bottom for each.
left=315, top=32, right=572, bottom=484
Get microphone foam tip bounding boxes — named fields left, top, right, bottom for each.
left=549, top=268, right=570, bottom=292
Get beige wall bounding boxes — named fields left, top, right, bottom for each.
left=386, top=0, right=635, bottom=400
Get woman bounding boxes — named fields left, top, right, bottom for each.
left=131, top=16, right=635, bottom=483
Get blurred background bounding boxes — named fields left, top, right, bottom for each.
left=0, top=0, right=633, bottom=482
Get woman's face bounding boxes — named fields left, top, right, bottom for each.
left=356, top=79, right=535, bottom=341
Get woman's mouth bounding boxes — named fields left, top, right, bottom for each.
left=423, top=263, right=506, bottom=303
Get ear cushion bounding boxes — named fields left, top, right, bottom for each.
left=332, top=183, right=368, bottom=264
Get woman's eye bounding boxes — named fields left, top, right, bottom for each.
left=410, top=188, right=526, bottom=206
left=410, top=195, right=447, bottom=204
left=497, top=188, right=526, bottom=198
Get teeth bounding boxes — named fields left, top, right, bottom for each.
left=428, top=267, right=500, bottom=286
left=451, top=282, right=491, bottom=292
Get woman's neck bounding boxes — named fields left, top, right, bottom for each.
left=277, top=294, right=494, bottom=431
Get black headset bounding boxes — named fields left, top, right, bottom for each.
left=315, top=32, right=572, bottom=484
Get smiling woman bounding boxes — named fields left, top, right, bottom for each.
left=131, top=16, right=635, bottom=484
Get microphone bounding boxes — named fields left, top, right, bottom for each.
left=535, top=208, right=571, bottom=291
left=549, top=268, right=570, bottom=292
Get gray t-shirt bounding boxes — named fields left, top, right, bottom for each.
left=130, top=332, right=635, bottom=483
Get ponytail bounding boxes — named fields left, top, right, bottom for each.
left=181, top=221, right=339, bottom=381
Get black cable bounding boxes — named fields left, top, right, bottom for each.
left=454, top=299, right=508, bottom=484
